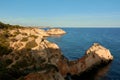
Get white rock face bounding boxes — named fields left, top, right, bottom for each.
left=79, top=43, right=113, bottom=73
left=86, top=43, right=113, bottom=61
left=47, top=28, right=66, bottom=35
left=18, top=28, right=49, bottom=37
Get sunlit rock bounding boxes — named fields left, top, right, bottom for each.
left=47, top=28, right=66, bottom=35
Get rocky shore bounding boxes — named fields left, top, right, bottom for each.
left=0, top=22, right=113, bottom=80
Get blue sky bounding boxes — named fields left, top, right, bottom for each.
left=0, top=0, right=120, bottom=27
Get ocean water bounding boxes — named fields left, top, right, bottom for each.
left=47, top=28, right=120, bottom=80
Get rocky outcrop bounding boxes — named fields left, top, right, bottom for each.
left=47, top=28, right=66, bottom=35
left=24, top=43, right=113, bottom=80
left=57, top=43, right=113, bottom=77
left=0, top=23, right=113, bottom=80
left=0, top=26, right=66, bottom=80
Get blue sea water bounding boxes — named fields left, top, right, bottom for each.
left=47, top=28, right=120, bottom=80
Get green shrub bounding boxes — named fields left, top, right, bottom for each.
left=21, top=37, right=28, bottom=42
left=0, top=30, right=11, bottom=47
left=0, top=45, right=12, bottom=56
left=0, top=21, right=23, bottom=29
left=25, top=40, right=38, bottom=49
left=11, top=38, right=18, bottom=42
left=12, top=59, right=28, bottom=68
left=5, top=59, right=13, bottom=66
left=0, top=33, right=12, bottom=55
left=14, top=31, right=20, bottom=35
left=38, top=57, right=46, bottom=63
left=29, top=35, right=38, bottom=38
left=21, top=33, right=27, bottom=36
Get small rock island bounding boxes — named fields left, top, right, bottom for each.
left=0, top=22, right=113, bottom=80
left=47, top=28, right=66, bottom=35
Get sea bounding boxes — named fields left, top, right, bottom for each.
left=47, top=28, right=120, bottom=80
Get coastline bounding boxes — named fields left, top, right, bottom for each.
left=0, top=22, right=113, bottom=80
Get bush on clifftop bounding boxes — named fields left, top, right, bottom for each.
left=0, top=21, right=23, bottom=29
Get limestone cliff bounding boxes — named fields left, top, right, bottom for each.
left=0, top=22, right=113, bottom=80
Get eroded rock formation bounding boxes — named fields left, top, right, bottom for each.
left=57, top=43, right=113, bottom=77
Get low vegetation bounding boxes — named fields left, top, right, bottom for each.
left=0, top=21, right=23, bottom=29
left=0, top=21, right=60, bottom=80
left=21, top=37, right=28, bottom=42
left=0, top=31, right=13, bottom=56
left=29, top=35, right=38, bottom=38
left=25, top=40, right=38, bottom=49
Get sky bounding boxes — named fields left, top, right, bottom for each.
left=0, top=0, right=120, bottom=27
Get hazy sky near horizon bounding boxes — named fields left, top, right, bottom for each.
left=0, top=0, right=120, bottom=27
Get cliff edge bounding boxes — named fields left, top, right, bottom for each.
left=0, top=22, right=113, bottom=80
